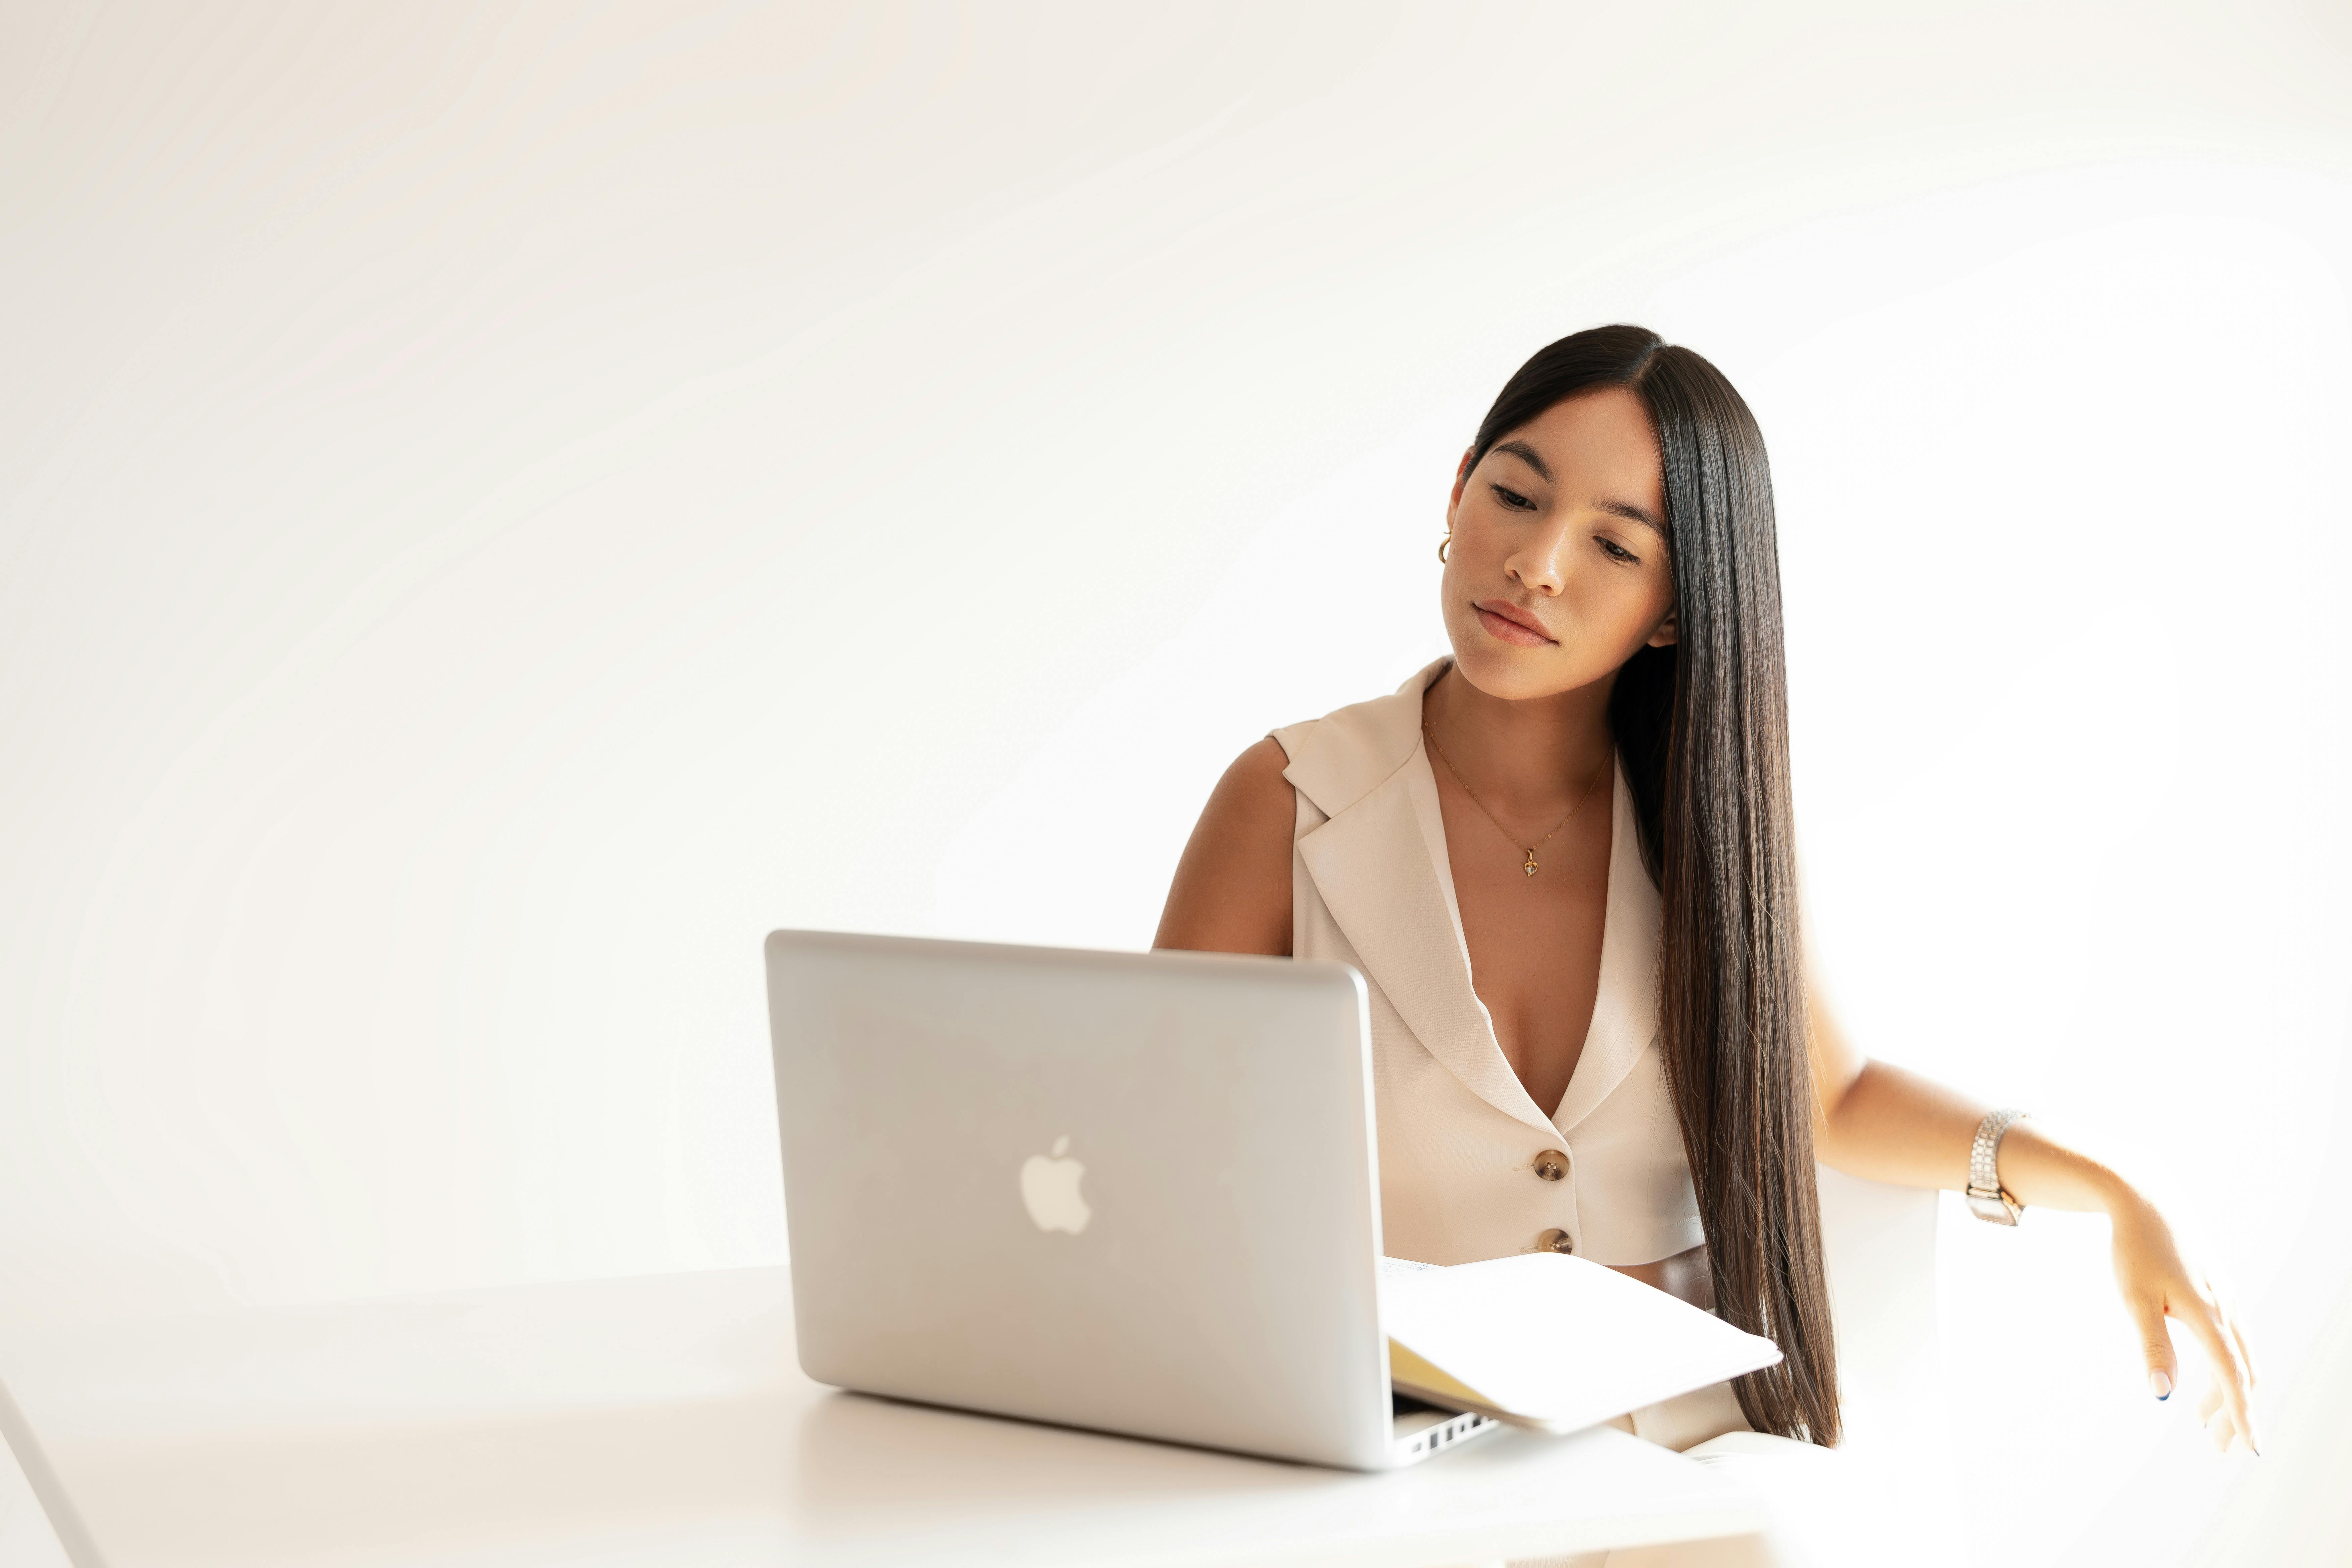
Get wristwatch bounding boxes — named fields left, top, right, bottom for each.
left=1966, top=1108, right=2028, bottom=1225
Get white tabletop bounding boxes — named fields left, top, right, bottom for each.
left=9, top=1267, right=1760, bottom=1568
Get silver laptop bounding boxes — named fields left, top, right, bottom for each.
left=763, top=929, right=1500, bottom=1471
left=0, top=1372, right=106, bottom=1568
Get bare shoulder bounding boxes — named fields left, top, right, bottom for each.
left=1209, top=736, right=1295, bottom=821
left=1153, top=737, right=1295, bottom=956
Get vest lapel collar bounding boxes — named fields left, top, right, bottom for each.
left=1550, top=765, right=1664, bottom=1134
left=1284, top=661, right=1558, bottom=1138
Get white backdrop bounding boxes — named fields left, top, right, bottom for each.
left=5, top=3, right=2350, bottom=1562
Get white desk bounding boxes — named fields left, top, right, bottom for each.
left=11, top=1268, right=1760, bottom=1567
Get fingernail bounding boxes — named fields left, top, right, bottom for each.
left=2150, top=1371, right=2172, bottom=1401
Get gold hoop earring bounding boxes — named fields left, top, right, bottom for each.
left=1437, top=531, right=1452, bottom=564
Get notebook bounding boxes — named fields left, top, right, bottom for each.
left=1380, top=1253, right=1784, bottom=1433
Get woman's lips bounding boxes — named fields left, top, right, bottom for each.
left=1473, top=600, right=1556, bottom=647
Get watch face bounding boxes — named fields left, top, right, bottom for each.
left=1967, top=1190, right=2021, bottom=1226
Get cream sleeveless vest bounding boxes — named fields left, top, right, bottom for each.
left=1270, top=656, right=1749, bottom=1451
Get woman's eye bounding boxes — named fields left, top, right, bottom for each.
left=1598, top=537, right=1638, bottom=563
left=1489, top=484, right=1535, bottom=511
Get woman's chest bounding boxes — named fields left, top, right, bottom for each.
left=1436, top=796, right=1613, bottom=1119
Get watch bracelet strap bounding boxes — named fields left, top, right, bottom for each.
left=1968, top=1107, right=2028, bottom=1205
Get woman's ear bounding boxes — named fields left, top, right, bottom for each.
left=1448, top=447, right=1476, bottom=512
left=1647, top=607, right=1679, bottom=648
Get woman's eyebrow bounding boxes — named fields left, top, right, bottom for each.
left=1492, top=439, right=1551, bottom=481
left=1597, top=498, right=1666, bottom=531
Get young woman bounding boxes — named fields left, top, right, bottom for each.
left=1153, top=326, right=2258, bottom=1558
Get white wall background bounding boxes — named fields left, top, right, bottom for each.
left=5, top=2, right=2350, bottom=1561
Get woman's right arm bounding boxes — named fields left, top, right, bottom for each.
left=1152, top=737, right=1295, bottom=958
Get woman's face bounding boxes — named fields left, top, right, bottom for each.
left=1439, top=385, right=1677, bottom=703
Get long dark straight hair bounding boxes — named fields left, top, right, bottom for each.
left=1466, top=325, right=1838, bottom=1446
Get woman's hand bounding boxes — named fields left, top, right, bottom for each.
left=2107, top=1189, right=2261, bottom=1454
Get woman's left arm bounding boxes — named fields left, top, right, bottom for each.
left=1806, top=972, right=2262, bottom=1455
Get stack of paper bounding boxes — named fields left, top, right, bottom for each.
left=1381, top=1253, right=1783, bottom=1434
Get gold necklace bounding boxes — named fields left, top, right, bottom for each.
left=1422, top=722, right=1609, bottom=878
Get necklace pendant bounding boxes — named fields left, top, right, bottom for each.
left=1522, top=850, right=1539, bottom=877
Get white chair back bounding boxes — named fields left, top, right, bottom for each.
left=1814, top=1166, right=1962, bottom=1563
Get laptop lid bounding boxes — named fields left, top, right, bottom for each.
left=0, top=1373, right=105, bottom=1568
left=765, top=930, right=1393, bottom=1470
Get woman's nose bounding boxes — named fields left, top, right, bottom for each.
left=1507, top=528, right=1570, bottom=595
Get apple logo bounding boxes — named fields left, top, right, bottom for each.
left=1019, top=1135, right=1092, bottom=1234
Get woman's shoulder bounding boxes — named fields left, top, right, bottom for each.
left=1214, top=736, right=1294, bottom=817
left=1153, top=736, right=1294, bottom=954
left=1155, top=659, right=1446, bottom=955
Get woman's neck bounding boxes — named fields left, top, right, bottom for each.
left=1422, top=663, right=1615, bottom=814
